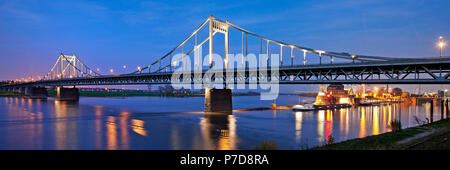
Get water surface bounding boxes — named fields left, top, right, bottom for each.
left=0, top=95, right=445, bottom=149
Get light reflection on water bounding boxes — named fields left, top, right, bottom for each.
left=199, top=114, right=237, bottom=150
left=0, top=95, right=447, bottom=150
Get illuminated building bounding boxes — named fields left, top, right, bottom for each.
left=313, top=84, right=353, bottom=106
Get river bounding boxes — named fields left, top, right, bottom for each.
left=0, top=95, right=444, bottom=149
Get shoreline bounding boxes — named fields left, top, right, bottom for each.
left=311, top=118, right=450, bottom=150
left=0, top=91, right=25, bottom=97
left=1, top=90, right=315, bottom=98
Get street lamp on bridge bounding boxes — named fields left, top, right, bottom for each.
left=137, top=66, right=142, bottom=72
left=438, top=36, right=445, bottom=58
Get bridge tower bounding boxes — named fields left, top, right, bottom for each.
left=45, top=53, right=99, bottom=80
left=204, top=15, right=232, bottom=113
left=44, top=53, right=99, bottom=101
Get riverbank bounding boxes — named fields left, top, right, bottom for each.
left=48, top=90, right=205, bottom=97
left=0, top=90, right=203, bottom=97
left=2, top=89, right=316, bottom=98
left=312, top=118, right=450, bottom=150
left=2, top=90, right=283, bottom=97
left=71, top=91, right=309, bottom=97
left=0, top=91, right=24, bottom=97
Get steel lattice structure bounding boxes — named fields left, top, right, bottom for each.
left=43, top=53, right=101, bottom=80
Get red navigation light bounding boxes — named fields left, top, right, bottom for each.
left=326, top=93, right=332, bottom=99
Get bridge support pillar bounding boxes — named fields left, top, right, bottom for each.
left=56, top=87, right=79, bottom=101
left=24, top=87, right=31, bottom=95
left=18, top=87, right=25, bottom=94
left=25, top=87, right=48, bottom=99
left=204, top=88, right=232, bottom=113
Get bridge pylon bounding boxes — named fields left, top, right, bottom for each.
left=43, top=53, right=101, bottom=80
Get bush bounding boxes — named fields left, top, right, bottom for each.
left=327, top=135, right=335, bottom=145
left=255, top=141, right=278, bottom=150
left=388, top=120, right=402, bottom=133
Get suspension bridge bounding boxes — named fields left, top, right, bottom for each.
left=1, top=15, right=449, bottom=112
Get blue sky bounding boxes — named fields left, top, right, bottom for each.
left=0, top=0, right=449, bottom=92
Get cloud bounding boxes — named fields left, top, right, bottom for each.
left=311, top=0, right=389, bottom=10
left=0, top=1, right=43, bottom=21
left=120, top=10, right=162, bottom=24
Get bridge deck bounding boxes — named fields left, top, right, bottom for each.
left=1, top=58, right=449, bottom=88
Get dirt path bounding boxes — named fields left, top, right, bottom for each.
left=397, top=129, right=439, bottom=145
left=405, top=130, right=450, bottom=150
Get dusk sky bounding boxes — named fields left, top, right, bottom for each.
left=1, top=0, right=449, bottom=92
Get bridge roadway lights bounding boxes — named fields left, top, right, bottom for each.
left=204, top=88, right=232, bottom=113
left=25, top=87, right=48, bottom=99
left=56, top=87, right=79, bottom=101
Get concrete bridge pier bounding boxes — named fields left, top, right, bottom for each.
left=204, top=88, right=232, bottom=113
left=25, top=87, right=48, bottom=99
left=24, top=87, right=31, bottom=95
left=18, top=87, right=25, bottom=94
left=56, top=87, right=79, bottom=101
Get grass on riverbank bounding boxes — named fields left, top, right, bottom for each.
left=255, top=141, right=278, bottom=150
left=0, top=91, right=24, bottom=97
left=312, top=118, right=450, bottom=150
left=46, top=90, right=204, bottom=97
left=3, top=89, right=261, bottom=97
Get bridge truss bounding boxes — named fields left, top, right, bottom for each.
left=42, top=53, right=101, bottom=80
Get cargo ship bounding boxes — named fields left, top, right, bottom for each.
left=312, top=84, right=353, bottom=110
left=358, top=99, right=381, bottom=106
